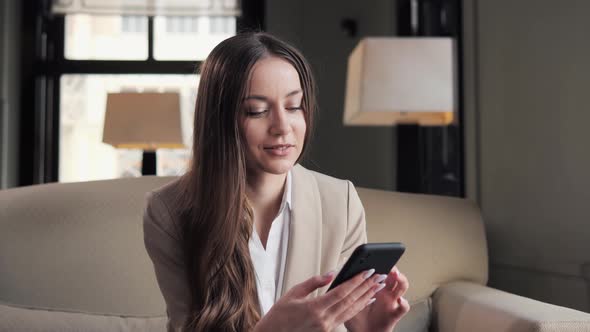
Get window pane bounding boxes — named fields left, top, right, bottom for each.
left=59, top=74, right=197, bottom=182
left=65, top=14, right=148, bottom=60
left=153, top=16, right=236, bottom=60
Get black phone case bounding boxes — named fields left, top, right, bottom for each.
left=327, top=243, right=406, bottom=291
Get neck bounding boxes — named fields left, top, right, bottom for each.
left=246, top=171, right=287, bottom=213
left=246, top=171, right=288, bottom=247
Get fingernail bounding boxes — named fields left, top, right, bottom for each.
left=323, top=270, right=335, bottom=278
left=375, top=274, right=387, bottom=283
left=374, top=283, right=386, bottom=292
left=363, top=269, right=376, bottom=279
left=366, top=298, right=377, bottom=306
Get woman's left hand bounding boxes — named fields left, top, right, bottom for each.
left=344, top=266, right=410, bottom=332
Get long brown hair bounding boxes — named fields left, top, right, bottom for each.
left=171, top=32, right=317, bottom=331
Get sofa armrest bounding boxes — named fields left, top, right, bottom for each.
left=432, top=281, right=590, bottom=332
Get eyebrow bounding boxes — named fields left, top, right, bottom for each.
left=244, top=89, right=302, bottom=101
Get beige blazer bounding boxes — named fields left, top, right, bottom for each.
left=143, top=164, right=367, bottom=332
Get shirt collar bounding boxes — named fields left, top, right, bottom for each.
left=277, top=171, right=292, bottom=215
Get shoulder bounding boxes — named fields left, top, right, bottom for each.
left=292, top=166, right=366, bottom=254
left=292, top=164, right=357, bottom=205
left=293, top=162, right=349, bottom=185
left=148, top=176, right=184, bottom=208
left=144, top=176, right=185, bottom=237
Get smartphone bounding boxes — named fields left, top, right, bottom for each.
left=327, top=242, right=405, bottom=291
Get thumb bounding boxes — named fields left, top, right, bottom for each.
left=287, top=271, right=336, bottom=299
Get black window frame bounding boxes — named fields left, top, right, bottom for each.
left=19, top=0, right=265, bottom=186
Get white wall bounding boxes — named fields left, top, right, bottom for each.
left=0, top=0, right=21, bottom=189
left=465, top=0, right=590, bottom=311
left=266, top=0, right=397, bottom=190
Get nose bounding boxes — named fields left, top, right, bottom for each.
left=269, top=107, right=291, bottom=136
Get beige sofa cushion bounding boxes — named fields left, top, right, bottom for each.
left=0, top=177, right=174, bottom=316
left=0, top=303, right=165, bottom=332
left=358, top=188, right=488, bottom=301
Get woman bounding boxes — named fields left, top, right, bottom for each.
left=143, top=32, right=410, bottom=332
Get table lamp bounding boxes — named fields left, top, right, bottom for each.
left=102, top=92, right=185, bottom=175
left=343, top=37, right=455, bottom=126
left=343, top=37, right=456, bottom=193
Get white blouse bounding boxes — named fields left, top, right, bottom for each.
left=248, top=171, right=292, bottom=315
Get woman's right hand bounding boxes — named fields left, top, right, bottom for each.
left=253, top=269, right=387, bottom=332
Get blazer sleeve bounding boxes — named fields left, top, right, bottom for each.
left=340, top=181, right=368, bottom=260
left=143, top=191, right=191, bottom=332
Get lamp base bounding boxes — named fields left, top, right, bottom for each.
left=142, top=151, right=157, bottom=175
left=396, top=125, right=462, bottom=196
left=396, top=125, right=421, bottom=193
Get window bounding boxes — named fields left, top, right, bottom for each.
left=20, top=2, right=264, bottom=185
left=65, top=14, right=148, bottom=60
left=122, top=15, right=148, bottom=33
left=165, top=17, right=200, bottom=33
left=59, top=74, right=197, bottom=182
left=209, top=16, right=234, bottom=34
left=154, top=16, right=236, bottom=60
left=56, top=11, right=238, bottom=181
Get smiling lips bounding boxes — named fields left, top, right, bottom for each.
left=264, top=144, right=294, bottom=157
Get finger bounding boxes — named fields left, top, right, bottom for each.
left=287, top=271, right=336, bottom=299
left=333, top=281, right=386, bottom=325
left=391, top=296, right=411, bottom=319
left=325, top=273, right=387, bottom=318
left=386, top=297, right=411, bottom=326
left=384, top=269, right=398, bottom=289
left=316, top=268, right=381, bottom=310
left=390, top=272, right=409, bottom=301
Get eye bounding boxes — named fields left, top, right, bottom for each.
left=246, top=109, right=268, bottom=117
left=286, top=106, right=303, bottom=112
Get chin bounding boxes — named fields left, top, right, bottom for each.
left=260, top=160, right=297, bottom=175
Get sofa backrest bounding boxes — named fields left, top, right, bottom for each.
left=0, top=176, right=487, bottom=317
left=0, top=176, right=173, bottom=316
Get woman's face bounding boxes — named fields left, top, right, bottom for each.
left=240, top=56, right=307, bottom=177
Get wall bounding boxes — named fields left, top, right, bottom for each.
left=465, top=0, right=590, bottom=311
left=0, top=0, right=21, bottom=189
left=266, top=0, right=397, bottom=190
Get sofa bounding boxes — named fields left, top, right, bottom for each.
left=1, top=176, right=590, bottom=332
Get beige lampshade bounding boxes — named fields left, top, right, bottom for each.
left=343, top=37, right=455, bottom=126
left=102, top=92, right=185, bottom=150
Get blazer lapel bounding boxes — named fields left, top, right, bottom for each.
left=280, top=164, right=323, bottom=297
